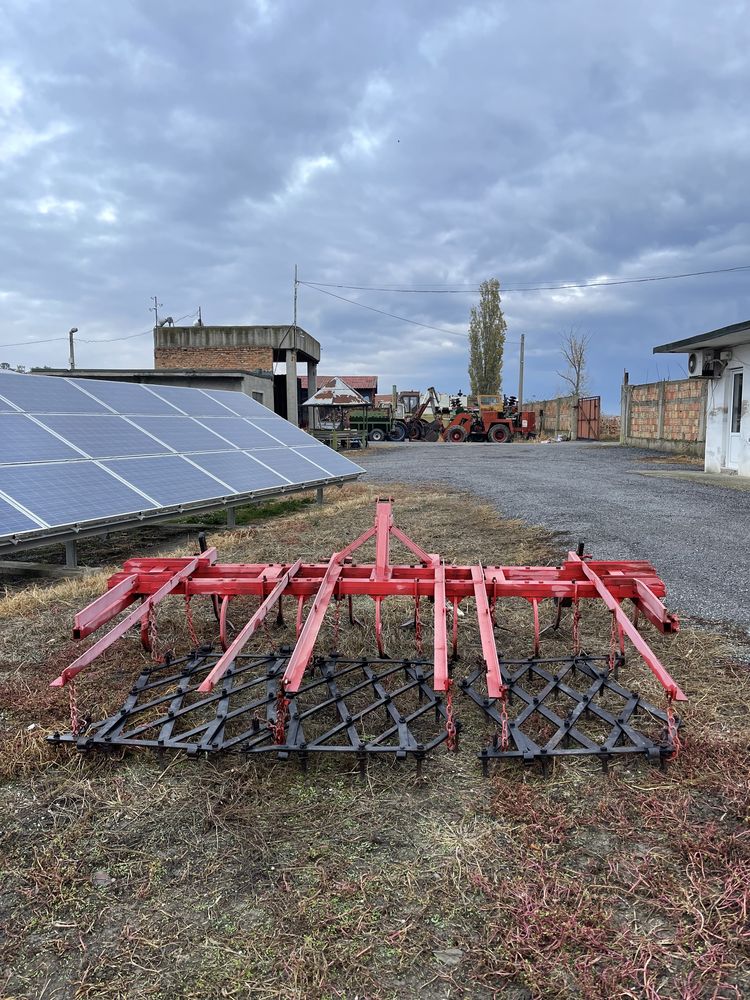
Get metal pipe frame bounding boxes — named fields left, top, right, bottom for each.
left=52, top=499, right=686, bottom=703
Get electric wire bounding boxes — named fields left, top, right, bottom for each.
left=1, top=310, right=199, bottom=351
left=300, top=282, right=519, bottom=340
left=301, top=263, right=750, bottom=294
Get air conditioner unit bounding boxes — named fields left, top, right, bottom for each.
left=687, top=349, right=724, bottom=378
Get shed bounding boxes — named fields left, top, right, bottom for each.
left=654, top=320, right=749, bottom=475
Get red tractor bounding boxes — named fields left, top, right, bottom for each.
left=444, top=394, right=536, bottom=443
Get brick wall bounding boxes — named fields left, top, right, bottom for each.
left=525, top=395, right=577, bottom=437
left=155, top=346, right=273, bottom=370
left=621, top=378, right=707, bottom=455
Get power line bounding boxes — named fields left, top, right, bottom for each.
left=1, top=310, right=198, bottom=351
left=301, top=282, right=523, bottom=341
left=302, top=263, right=750, bottom=294
left=300, top=282, right=473, bottom=338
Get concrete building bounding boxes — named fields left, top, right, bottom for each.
left=154, top=325, right=321, bottom=426
left=654, top=319, right=749, bottom=475
left=32, top=368, right=275, bottom=410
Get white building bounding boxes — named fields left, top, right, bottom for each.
left=654, top=320, right=749, bottom=476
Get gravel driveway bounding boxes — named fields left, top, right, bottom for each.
left=357, top=441, right=750, bottom=630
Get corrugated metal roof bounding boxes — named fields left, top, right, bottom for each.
left=302, top=377, right=369, bottom=407
left=300, top=375, right=377, bottom=390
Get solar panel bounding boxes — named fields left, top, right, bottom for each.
left=1, top=414, right=83, bottom=464
left=130, top=416, right=238, bottom=453
left=0, top=462, right=156, bottom=525
left=192, top=451, right=290, bottom=491
left=248, top=417, right=317, bottom=446
left=0, top=496, right=45, bottom=534
left=201, top=389, right=271, bottom=418
left=0, top=371, right=363, bottom=544
left=102, top=455, right=236, bottom=506
left=294, top=444, right=368, bottom=477
left=250, top=447, right=332, bottom=483
left=81, top=379, right=183, bottom=416
left=144, top=384, right=236, bottom=417
left=0, top=372, right=111, bottom=414
left=197, top=417, right=280, bottom=449
left=37, top=415, right=171, bottom=459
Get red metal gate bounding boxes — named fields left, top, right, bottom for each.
left=577, top=396, right=601, bottom=440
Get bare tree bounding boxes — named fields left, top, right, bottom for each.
left=557, top=329, right=591, bottom=396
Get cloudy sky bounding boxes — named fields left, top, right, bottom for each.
left=2, top=0, right=749, bottom=410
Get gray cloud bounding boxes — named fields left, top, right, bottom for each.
left=1, top=0, right=749, bottom=409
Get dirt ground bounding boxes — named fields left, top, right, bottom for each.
left=0, top=483, right=748, bottom=999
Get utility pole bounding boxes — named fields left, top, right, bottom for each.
left=197, top=305, right=203, bottom=326
left=150, top=295, right=162, bottom=328
left=518, top=332, right=525, bottom=412
left=68, top=327, right=78, bottom=371
left=292, top=264, right=298, bottom=351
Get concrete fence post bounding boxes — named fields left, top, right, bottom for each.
left=657, top=381, right=666, bottom=441
left=555, top=398, right=561, bottom=437
left=569, top=395, right=579, bottom=441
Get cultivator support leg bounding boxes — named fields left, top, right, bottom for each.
left=49, top=499, right=685, bottom=773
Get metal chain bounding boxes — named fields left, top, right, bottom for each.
left=445, top=681, right=458, bottom=751
left=572, top=598, right=581, bottom=655
left=414, top=594, right=423, bottom=656
left=184, top=594, right=200, bottom=647
left=665, top=696, right=682, bottom=759
left=271, top=689, right=289, bottom=745
left=68, top=680, right=80, bottom=736
left=498, top=686, right=510, bottom=751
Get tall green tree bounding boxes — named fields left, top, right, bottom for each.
left=468, top=278, right=507, bottom=397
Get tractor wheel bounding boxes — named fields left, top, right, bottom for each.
left=408, top=421, right=424, bottom=441
left=368, top=427, right=386, bottom=443
left=489, top=423, right=511, bottom=443
left=387, top=423, right=407, bottom=442
left=447, top=426, right=467, bottom=443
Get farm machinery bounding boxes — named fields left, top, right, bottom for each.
left=445, top=394, right=537, bottom=443
left=385, top=386, right=446, bottom=442
left=49, top=498, right=684, bottom=775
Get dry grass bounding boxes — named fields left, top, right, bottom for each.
left=0, top=482, right=748, bottom=999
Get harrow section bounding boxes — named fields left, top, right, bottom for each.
left=48, top=499, right=685, bottom=772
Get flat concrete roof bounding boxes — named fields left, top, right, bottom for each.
left=154, top=325, right=320, bottom=364
left=654, top=319, right=750, bottom=354
left=33, top=368, right=273, bottom=380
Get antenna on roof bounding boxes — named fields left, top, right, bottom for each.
left=150, top=295, right=163, bottom=329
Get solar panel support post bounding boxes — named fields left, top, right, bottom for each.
left=226, top=507, right=236, bottom=529
left=316, top=487, right=324, bottom=506
left=64, top=539, right=78, bottom=568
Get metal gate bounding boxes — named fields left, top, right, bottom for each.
left=577, top=396, right=601, bottom=440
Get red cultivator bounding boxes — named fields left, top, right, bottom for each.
left=50, top=499, right=685, bottom=773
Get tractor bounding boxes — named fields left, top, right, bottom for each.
left=387, top=386, right=447, bottom=442
left=444, top=394, right=536, bottom=443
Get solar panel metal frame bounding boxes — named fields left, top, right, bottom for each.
left=0, top=373, right=364, bottom=554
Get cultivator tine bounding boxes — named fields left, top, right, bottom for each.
left=49, top=499, right=685, bottom=774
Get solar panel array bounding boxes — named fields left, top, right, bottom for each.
left=0, top=372, right=364, bottom=540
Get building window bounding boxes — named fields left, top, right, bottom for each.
left=252, top=391, right=264, bottom=404
left=731, top=371, right=743, bottom=434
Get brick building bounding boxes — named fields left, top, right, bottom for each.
left=154, top=325, right=321, bottom=426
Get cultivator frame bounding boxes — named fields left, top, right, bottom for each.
left=49, top=499, right=685, bottom=771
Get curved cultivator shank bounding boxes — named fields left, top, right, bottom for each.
left=49, top=499, right=685, bottom=773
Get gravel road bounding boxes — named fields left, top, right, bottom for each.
left=357, top=441, right=750, bottom=630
